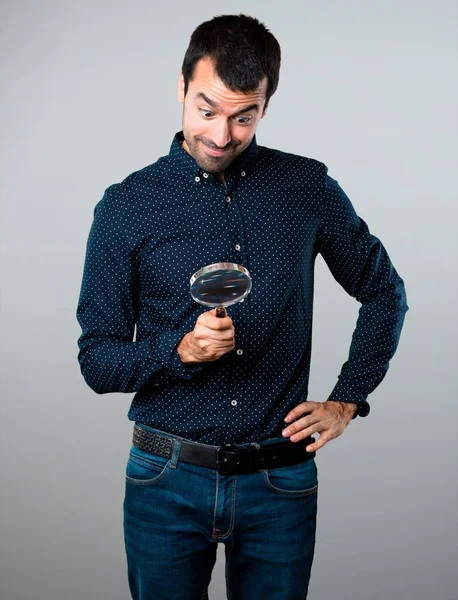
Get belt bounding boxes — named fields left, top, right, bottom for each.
left=132, top=424, right=315, bottom=475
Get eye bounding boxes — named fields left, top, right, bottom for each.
left=199, top=109, right=214, bottom=118
left=235, top=115, right=253, bottom=125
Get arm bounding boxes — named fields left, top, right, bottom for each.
left=76, top=185, right=203, bottom=394
left=317, top=169, right=409, bottom=417
left=281, top=167, right=409, bottom=450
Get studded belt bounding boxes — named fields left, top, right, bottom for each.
left=132, top=424, right=315, bottom=475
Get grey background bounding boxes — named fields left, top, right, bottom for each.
left=1, top=0, right=456, bottom=599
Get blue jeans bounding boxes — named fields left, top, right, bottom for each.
left=123, top=423, right=318, bottom=600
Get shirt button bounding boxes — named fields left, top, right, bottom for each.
left=226, top=196, right=231, bottom=204
left=235, top=244, right=241, bottom=251
left=195, top=176, right=200, bottom=182
left=231, top=400, right=238, bottom=407
left=203, top=172, right=209, bottom=178
left=236, top=349, right=243, bottom=356
left=241, top=171, right=246, bottom=177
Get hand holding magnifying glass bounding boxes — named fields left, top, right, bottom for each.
left=177, top=262, right=252, bottom=364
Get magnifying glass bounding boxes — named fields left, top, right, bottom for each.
left=190, top=262, right=252, bottom=317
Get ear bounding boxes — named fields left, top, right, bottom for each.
left=177, top=71, right=185, bottom=103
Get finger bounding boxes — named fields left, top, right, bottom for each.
left=284, top=401, right=318, bottom=423
left=305, top=432, right=332, bottom=453
left=200, top=314, right=234, bottom=331
left=195, top=340, right=235, bottom=355
left=196, top=328, right=235, bottom=343
left=197, top=324, right=234, bottom=338
left=282, top=415, right=320, bottom=438
left=189, top=331, right=234, bottom=355
left=284, top=422, right=322, bottom=442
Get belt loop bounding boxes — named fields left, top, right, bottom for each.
left=169, top=436, right=182, bottom=469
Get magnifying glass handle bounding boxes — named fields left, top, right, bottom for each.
left=216, top=306, right=227, bottom=318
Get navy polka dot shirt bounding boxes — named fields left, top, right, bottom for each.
left=76, top=131, right=409, bottom=444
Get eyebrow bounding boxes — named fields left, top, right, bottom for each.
left=195, top=92, right=260, bottom=115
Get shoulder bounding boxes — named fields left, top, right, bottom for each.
left=256, top=145, right=357, bottom=219
left=258, top=145, right=350, bottom=203
left=257, top=144, right=329, bottom=183
left=95, top=153, right=171, bottom=214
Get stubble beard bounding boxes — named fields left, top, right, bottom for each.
left=182, top=130, right=244, bottom=175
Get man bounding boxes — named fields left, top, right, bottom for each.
left=76, top=14, right=408, bottom=600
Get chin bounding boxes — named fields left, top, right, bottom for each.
left=194, top=152, right=227, bottom=172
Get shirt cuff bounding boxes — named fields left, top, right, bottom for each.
left=326, top=382, right=371, bottom=418
left=152, top=329, right=205, bottom=381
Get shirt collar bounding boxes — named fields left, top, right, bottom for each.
left=168, top=131, right=260, bottom=180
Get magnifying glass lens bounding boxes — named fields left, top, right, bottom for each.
left=189, top=262, right=252, bottom=316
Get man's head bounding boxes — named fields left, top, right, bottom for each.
left=177, top=14, right=281, bottom=178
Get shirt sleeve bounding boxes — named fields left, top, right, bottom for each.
left=76, top=185, right=204, bottom=394
left=317, top=169, right=409, bottom=417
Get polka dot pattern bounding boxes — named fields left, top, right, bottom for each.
left=76, top=131, right=409, bottom=444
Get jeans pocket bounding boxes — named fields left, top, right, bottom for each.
left=125, top=446, right=171, bottom=486
left=263, top=459, right=318, bottom=496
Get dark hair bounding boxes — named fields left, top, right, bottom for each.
left=181, top=14, right=281, bottom=105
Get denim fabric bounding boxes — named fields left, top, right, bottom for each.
left=123, top=423, right=318, bottom=600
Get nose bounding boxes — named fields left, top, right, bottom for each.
left=211, top=120, right=232, bottom=149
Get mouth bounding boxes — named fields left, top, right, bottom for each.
left=200, top=140, right=234, bottom=158
left=204, top=147, right=229, bottom=157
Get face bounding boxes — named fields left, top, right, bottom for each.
left=177, top=57, right=268, bottom=178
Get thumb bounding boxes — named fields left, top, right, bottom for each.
left=215, top=306, right=227, bottom=318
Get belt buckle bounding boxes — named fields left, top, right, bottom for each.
left=216, top=444, right=255, bottom=474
